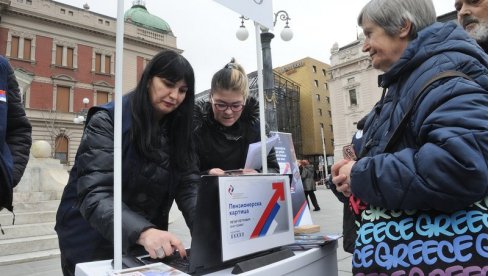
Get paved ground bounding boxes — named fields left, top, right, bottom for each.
left=0, top=184, right=352, bottom=275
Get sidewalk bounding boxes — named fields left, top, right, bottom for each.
left=0, top=186, right=352, bottom=275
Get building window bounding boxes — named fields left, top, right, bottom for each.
left=54, top=135, right=68, bottom=165
left=330, top=125, right=334, bottom=132
left=328, top=110, right=332, bottom=117
left=105, top=56, right=111, bottom=73
left=54, top=43, right=77, bottom=69
left=318, top=108, right=323, bottom=116
left=26, top=0, right=32, bottom=4
left=312, top=65, right=317, bottom=73
left=60, top=9, right=65, bottom=14
left=56, top=86, right=70, bottom=113
left=95, top=53, right=102, bottom=73
left=68, top=11, right=74, bottom=16
left=322, top=69, right=326, bottom=76
left=96, top=91, right=109, bottom=105
left=8, top=32, right=35, bottom=61
left=316, top=94, right=320, bottom=101
left=11, top=36, right=19, bottom=58
left=349, top=89, right=358, bottom=106
left=326, top=96, right=330, bottom=104
left=23, top=38, right=32, bottom=60
left=98, top=19, right=103, bottom=24
left=324, top=83, right=328, bottom=90
left=66, top=47, right=74, bottom=68
left=320, top=123, right=324, bottom=129
left=94, top=51, right=112, bottom=74
left=105, top=21, right=110, bottom=26
left=314, top=80, right=319, bottom=87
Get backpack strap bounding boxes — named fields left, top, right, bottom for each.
left=383, top=70, right=472, bottom=153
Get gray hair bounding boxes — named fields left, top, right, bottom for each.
left=357, top=0, right=436, bottom=40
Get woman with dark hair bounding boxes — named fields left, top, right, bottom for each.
left=55, top=50, right=199, bottom=275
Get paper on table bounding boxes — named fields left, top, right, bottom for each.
left=244, top=134, right=279, bottom=170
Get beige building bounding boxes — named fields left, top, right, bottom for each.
left=275, top=57, right=334, bottom=167
left=0, top=0, right=180, bottom=168
left=328, top=37, right=383, bottom=161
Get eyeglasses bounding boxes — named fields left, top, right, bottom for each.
left=212, top=102, right=245, bottom=112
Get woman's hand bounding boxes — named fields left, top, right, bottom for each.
left=242, top=168, right=258, bottom=174
left=208, top=168, right=226, bottom=176
left=137, top=228, right=187, bottom=259
left=331, top=159, right=356, bottom=197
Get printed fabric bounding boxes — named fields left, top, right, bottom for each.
left=349, top=22, right=488, bottom=274
left=353, top=196, right=488, bottom=274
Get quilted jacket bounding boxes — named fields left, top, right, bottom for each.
left=55, top=93, right=199, bottom=269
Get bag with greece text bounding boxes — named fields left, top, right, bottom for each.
left=352, top=71, right=488, bottom=274
left=352, top=197, right=488, bottom=275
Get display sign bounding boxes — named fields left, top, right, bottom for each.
left=213, top=0, right=274, bottom=29
left=271, top=131, right=313, bottom=226
left=218, top=175, right=294, bottom=261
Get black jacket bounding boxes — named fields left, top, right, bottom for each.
left=193, top=97, right=279, bottom=174
left=55, top=94, right=199, bottom=270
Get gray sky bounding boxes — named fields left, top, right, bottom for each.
left=57, top=0, right=455, bottom=93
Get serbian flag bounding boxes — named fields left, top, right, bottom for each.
left=0, top=90, right=6, bottom=102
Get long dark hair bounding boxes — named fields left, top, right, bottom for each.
left=130, top=50, right=195, bottom=169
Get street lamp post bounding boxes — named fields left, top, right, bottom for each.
left=236, top=10, right=293, bottom=131
left=73, top=97, right=90, bottom=124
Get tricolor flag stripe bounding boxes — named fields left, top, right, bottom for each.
left=293, top=201, right=308, bottom=226
left=258, top=204, right=280, bottom=237
left=0, top=90, right=5, bottom=102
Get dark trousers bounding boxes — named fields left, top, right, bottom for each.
left=305, top=191, right=320, bottom=209
left=60, top=253, right=75, bottom=276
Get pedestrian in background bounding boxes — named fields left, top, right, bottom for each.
left=300, top=159, right=320, bottom=211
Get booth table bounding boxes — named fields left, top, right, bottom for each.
left=75, top=240, right=338, bottom=276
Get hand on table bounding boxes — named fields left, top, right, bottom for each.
left=137, top=228, right=187, bottom=259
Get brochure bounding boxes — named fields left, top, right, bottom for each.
left=244, top=134, right=279, bottom=170
left=110, top=262, right=189, bottom=276
left=285, top=233, right=342, bottom=250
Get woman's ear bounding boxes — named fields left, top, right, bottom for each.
left=399, top=21, right=412, bottom=38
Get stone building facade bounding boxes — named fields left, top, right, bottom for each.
left=0, top=0, right=180, bottom=168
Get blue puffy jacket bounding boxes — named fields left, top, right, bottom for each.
left=351, top=22, right=488, bottom=212
left=0, top=56, right=32, bottom=211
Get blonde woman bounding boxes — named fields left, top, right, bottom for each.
left=193, top=58, right=279, bottom=176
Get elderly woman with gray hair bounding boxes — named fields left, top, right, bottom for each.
left=331, top=0, right=488, bottom=273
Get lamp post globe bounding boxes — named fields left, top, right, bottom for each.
left=83, top=97, right=90, bottom=105
left=280, top=26, right=293, bottom=41
left=236, top=26, right=249, bottom=41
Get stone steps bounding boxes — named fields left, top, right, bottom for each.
left=0, top=221, right=56, bottom=240
left=0, top=210, right=56, bottom=226
left=0, top=248, right=60, bottom=266
left=0, top=235, right=59, bottom=255
left=0, top=193, right=61, bottom=265
left=11, top=200, right=61, bottom=213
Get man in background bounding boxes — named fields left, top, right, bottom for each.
left=455, top=0, right=488, bottom=52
